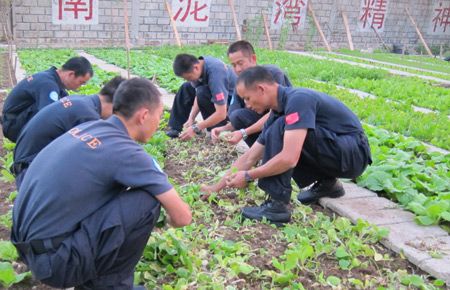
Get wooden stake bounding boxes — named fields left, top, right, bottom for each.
left=341, top=10, right=354, bottom=51
left=228, top=0, right=241, bottom=40
left=371, top=26, right=389, bottom=51
left=261, top=11, right=273, bottom=50
left=308, top=2, right=331, bottom=52
left=165, top=1, right=182, bottom=47
left=123, top=0, right=131, bottom=79
left=405, top=7, right=433, bottom=57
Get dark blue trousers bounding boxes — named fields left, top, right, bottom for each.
left=168, top=82, right=227, bottom=131
left=228, top=108, right=264, bottom=147
left=13, top=189, right=161, bottom=289
left=258, top=117, right=372, bottom=203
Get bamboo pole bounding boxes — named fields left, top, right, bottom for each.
left=341, top=10, right=354, bottom=51
left=261, top=11, right=273, bottom=50
left=371, top=26, right=389, bottom=51
left=405, top=7, right=433, bottom=56
left=123, top=0, right=131, bottom=79
left=228, top=0, right=241, bottom=40
left=164, top=1, right=182, bottom=47
left=308, top=1, right=331, bottom=52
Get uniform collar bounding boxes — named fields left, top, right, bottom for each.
left=275, top=85, right=287, bottom=114
left=198, top=56, right=206, bottom=83
left=91, top=94, right=102, bottom=115
left=48, top=66, right=65, bottom=90
left=107, top=115, right=129, bottom=136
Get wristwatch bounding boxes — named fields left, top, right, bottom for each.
left=244, top=171, right=253, bottom=182
left=239, top=128, right=248, bottom=140
left=191, top=124, right=201, bottom=134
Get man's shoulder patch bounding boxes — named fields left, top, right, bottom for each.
left=285, top=112, right=300, bottom=125
left=49, top=91, right=59, bottom=102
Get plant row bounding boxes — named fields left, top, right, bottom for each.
left=314, top=51, right=450, bottom=81
left=336, top=49, right=450, bottom=75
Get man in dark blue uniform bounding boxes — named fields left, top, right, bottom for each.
left=12, top=76, right=125, bottom=189
left=211, top=40, right=291, bottom=147
left=165, top=53, right=237, bottom=140
left=11, top=78, right=192, bottom=289
left=203, top=67, right=371, bottom=224
left=1, top=56, right=93, bottom=142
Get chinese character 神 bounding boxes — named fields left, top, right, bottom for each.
left=173, top=0, right=209, bottom=22
left=432, top=2, right=450, bottom=33
left=273, top=0, right=306, bottom=29
left=58, top=0, right=93, bottom=20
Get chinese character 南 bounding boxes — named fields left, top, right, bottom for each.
left=58, top=0, right=93, bottom=21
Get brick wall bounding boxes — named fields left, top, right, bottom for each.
left=12, top=0, right=450, bottom=50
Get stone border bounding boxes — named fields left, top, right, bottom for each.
left=288, top=51, right=450, bottom=85
left=320, top=182, right=450, bottom=284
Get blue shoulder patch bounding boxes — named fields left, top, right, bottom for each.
left=49, top=91, right=59, bottom=102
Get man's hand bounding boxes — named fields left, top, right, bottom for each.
left=211, top=126, right=226, bottom=143
left=226, top=130, right=243, bottom=145
left=183, top=118, right=195, bottom=129
left=200, top=183, right=222, bottom=200
left=179, top=126, right=196, bottom=141
left=225, top=171, right=248, bottom=189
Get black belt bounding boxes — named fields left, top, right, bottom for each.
left=14, top=233, right=70, bottom=255
left=10, top=162, right=29, bottom=176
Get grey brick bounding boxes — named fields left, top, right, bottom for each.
left=24, top=15, right=39, bottom=23
left=22, top=0, right=38, bottom=7
left=54, top=31, right=69, bottom=38
left=38, top=15, right=51, bottom=22
left=30, top=7, right=45, bottom=15
left=84, top=31, right=98, bottom=38
left=157, top=18, right=170, bottom=25
left=14, top=7, right=30, bottom=14
left=30, top=23, right=46, bottom=31
left=69, top=30, right=83, bottom=37
left=37, top=0, right=50, bottom=6
left=15, top=23, right=31, bottom=31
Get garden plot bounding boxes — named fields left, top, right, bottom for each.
left=0, top=48, right=448, bottom=288
left=85, top=46, right=450, bottom=229
left=288, top=51, right=450, bottom=85
left=313, top=52, right=450, bottom=82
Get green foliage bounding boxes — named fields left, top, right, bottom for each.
left=0, top=262, right=30, bottom=288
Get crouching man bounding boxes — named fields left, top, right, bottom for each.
left=202, top=67, right=371, bottom=224
left=11, top=78, right=192, bottom=289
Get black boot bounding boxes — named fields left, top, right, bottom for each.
left=297, top=178, right=345, bottom=204
left=165, top=128, right=180, bottom=138
left=242, top=199, right=291, bottom=224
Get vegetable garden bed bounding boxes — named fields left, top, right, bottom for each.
left=0, top=47, right=448, bottom=289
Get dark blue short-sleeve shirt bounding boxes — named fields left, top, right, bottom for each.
left=258, top=86, right=363, bottom=145
left=12, top=115, right=173, bottom=241
left=191, top=56, right=237, bottom=106
left=1, top=67, right=68, bottom=142
left=13, top=94, right=102, bottom=167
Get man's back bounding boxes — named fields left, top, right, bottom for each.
left=12, top=115, right=172, bottom=242
left=2, top=67, right=67, bottom=142
left=14, top=95, right=101, bottom=166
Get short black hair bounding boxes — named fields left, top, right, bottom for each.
left=227, top=40, right=255, bottom=57
left=61, top=56, right=94, bottom=77
left=173, top=54, right=199, bottom=77
left=113, top=78, right=161, bottom=119
left=237, top=66, right=275, bottom=89
left=99, top=76, right=126, bottom=103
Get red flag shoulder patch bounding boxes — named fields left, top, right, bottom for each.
left=285, top=112, right=300, bottom=125
left=215, top=92, right=225, bottom=101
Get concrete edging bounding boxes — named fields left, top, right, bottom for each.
left=320, top=182, right=450, bottom=284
